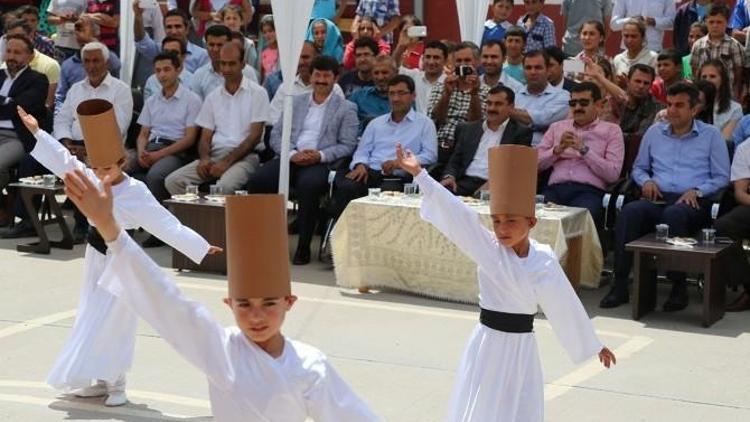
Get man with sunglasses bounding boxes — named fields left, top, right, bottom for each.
left=536, top=81, right=624, bottom=228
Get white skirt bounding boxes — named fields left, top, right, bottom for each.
left=47, top=245, right=138, bottom=391
left=447, top=324, right=544, bottom=422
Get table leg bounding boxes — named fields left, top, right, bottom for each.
left=702, top=257, right=726, bottom=327
left=632, top=251, right=657, bottom=320
left=47, top=192, right=73, bottom=249
left=565, top=235, right=583, bottom=291
left=16, top=190, right=50, bottom=254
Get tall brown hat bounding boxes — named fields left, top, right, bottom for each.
left=76, top=99, right=126, bottom=168
left=225, top=194, right=291, bottom=298
left=488, top=145, right=538, bottom=218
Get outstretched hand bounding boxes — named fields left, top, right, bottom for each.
left=17, top=106, right=39, bottom=134
left=598, top=346, right=616, bottom=369
left=63, top=169, right=120, bottom=242
left=207, top=245, right=224, bottom=255
left=396, top=143, right=422, bottom=177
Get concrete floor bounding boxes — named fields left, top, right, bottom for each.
left=1, top=222, right=749, bottom=421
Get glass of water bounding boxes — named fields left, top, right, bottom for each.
left=655, top=224, right=669, bottom=241
left=404, top=183, right=418, bottom=196
left=185, top=184, right=199, bottom=196
left=368, top=188, right=381, bottom=197
left=209, top=184, right=223, bottom=196
left=702, top=228, right=716, bottom=245
left=479, top=190, right=490, bottom=202
left=43, top=174, right=56, bottom=187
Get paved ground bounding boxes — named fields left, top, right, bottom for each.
left=1, top=222, right=750, bottom=421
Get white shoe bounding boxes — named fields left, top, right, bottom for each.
left=105, top=391, right=128, bottom=407
left=71, top=382, right=107, bottom=398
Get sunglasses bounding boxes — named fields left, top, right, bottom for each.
left=568, top=99, right=592, bottom=107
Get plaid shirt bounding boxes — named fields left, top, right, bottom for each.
left=356, top=0, right=400, bottom=43
left=427, top=82, right=489, bottom=148
left=517, top=13, right=557, bottom=53
left=690, top=35, right=745, bottom=88
left=34, top=33, right=55, bottom=59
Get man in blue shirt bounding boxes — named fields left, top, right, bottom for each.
left=134, top=7, right=209, bottom=75
left=348, top=55, right=396, bottom=133
left=332, top=74, right=437, bottom=219
left=600, top=82, right=730, bottom=310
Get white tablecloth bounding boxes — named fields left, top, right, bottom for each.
left=332, top=194, right=603, bottom=304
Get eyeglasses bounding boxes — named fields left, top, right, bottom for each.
left=568, top=99, right=591, bottom=107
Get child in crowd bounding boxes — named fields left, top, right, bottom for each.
left=259, top=14, right=279, bottom=80
left=482, top=0, right=513, bottom=45
left=651, top=49, right=685, bottom=105
left=503, top=26, right=527, bottom=85
left=576, top=20, right=606, bottom=62
left=16, top=101, right=220, bottom=407
left=394, top=14, right=425, bottom=70
left=219, top=4, right=257, bottom=68
left=342, top=16, right=390, bottom=70
left=613, top=20, right=658, bottom=83
left=690, top=5, right=744, bottom=99
left=397, top=143, right=615, bottom=422
left=683, top=22, right=707, bottom=80
left=517, top=0, right=556, bottom=52
left=306, top=18, right=344, bottom=63
left=60, top=170, right=380, bottom=421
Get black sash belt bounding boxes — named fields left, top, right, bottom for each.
left=87, top=227, right=135, bottom=255
left=480, top=308, right=535, bottom=333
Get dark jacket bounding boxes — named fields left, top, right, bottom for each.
left=674, top=1, right=701, bottom=57
left=443, top=118, right=533, bottom=179
left=0, top=67, right=49, bottom=151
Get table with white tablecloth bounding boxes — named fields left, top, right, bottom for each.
left=331, top=194, right=603, bottom=304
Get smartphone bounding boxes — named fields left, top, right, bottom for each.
left=407, top=26, right=427, bottom=38
left=562, top=59, right=585, bottom=75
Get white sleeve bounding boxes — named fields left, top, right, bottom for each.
left=414, top=169, right=503, bottom=270
left=534, top=254, right=603, bottom=364
left=250, top=86, right=271, bottom=124
left=306, top=360, right=381, bottom=422
left=194, top=95, right=216, bottom=130
left=114, top=85, right=134, bottom=138
left=100, top=231, right=235, bottom=390
left=53, top=87, right=76, bottom=140
left=30, top=129, right=93, bottom=179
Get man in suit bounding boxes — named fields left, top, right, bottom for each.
left=440, top=85, right=532, bottom=196
left=247, top=55, right=359, bottom=265
left=0, top=34, right=48, bottom=227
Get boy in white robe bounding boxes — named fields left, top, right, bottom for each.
left=17, top=103, right=221, bottom=406
left=396, top=143, right=617, bottom=422
left=60, top=169, right=380, bottom=422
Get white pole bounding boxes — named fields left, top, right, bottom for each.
left=279, top=93, right=293, bottom=201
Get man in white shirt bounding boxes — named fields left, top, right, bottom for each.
left=165, top=43, right=269, bottom=196
left=399, top=40, right=448, bottom=114
left=190, top=24, right=258, bottom=100
left=610, top=0, right=676, bottom=52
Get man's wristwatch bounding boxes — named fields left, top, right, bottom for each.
left=579, top=145, right=590, bottom=156
left=695, top=188, right=703, bottom=198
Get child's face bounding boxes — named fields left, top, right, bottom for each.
left=688, top=27, right=705, bottom=48
left=491, top=214, right=536, bottom=249
left=580, top=23, right=602, bottom=52
left=358, top=20, right=375, bottom=38
left=492, top=1, right=512, bottom=22
left=622, top=24, right=643, bottom=51
left=91, top=161, right=124, bottom=182
left=262, top=25, right=276, bottom=44
left=227, top=296, right=297, bottom=344
left=505, top=36, right=525, bottom=57
left=523, top=0, right=544, bottom=15
left=223, top=11, right=242, bottom=32
left=657, top=59, right=679, bottom=82
left=313, top=23, right=327, bottom=47
left=705, top=15, right=727, bottom=38
left=700, top=64, right=722, bottom=90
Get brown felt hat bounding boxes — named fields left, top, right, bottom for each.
left=488, top=145, right=538, bottom=218
left=225, top=194, right=291, bottom=298
left=76, top=99, right=125, bottom=168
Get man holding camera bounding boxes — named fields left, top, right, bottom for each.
left=427, top=41, right=490, bottom=165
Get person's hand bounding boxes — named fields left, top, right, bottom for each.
left=440, top=176, right=457, bottom=192
left=583, top=59, right=605, bottom=82
left=466, top=74, right=480, bottom=94
left=132, top=1, right=144, bottom=18
left=63, top=169, right=115, bottom=232
left=209, top=160, right=229, bottom=178
left=444, top=66, right=458, bottom=93
left=641, top=180, right=663, bottom=201
left=346, top=164, right=369, bottom=183
left=396, top=143, right=422, bottom=177
left=137, top=148, right=151, bottom=168
left=381, top=159, right=399, bottom=175
left=300, top=149, right=322, bottom=165
left=677, top=189, right=701, bottom=209
left=207, top=245, right=223, bottom=255
left=616, top=73, right=628, bottom=89
left=554, top=132, right=577, bottom=155
left=197, top=159, right=213, bottom=180
left=599, top=347, right=616, bottom=369
left=372, top=25, right=382, bottom=41
left=290, top=152, right=306, bottom=165
left=16, top=106, right=39, bottom=134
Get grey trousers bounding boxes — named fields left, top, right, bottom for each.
left=0, top=129, right=25, bottom=190
left=164, top=146, right=260, bottom=195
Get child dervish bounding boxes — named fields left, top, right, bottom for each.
left=60, top=168, right=380, bottom=421
left=17, top=103, right=221, bottom=406
left=396, top=143, right=616, bottom=421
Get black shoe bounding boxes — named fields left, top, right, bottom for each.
left=141, top=235, right=165, bottom=248
left=72, top=225, right=87, bottom=244
left=662, top=283, right=688, bottom=312
left=1, top=220, right=35, bottom=239
left=599, top=288, right=629, bottom=309
left=292, top=246, right=311, bottom=265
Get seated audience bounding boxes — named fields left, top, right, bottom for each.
left=545, top=46, right=577, bottom=92
left=135, top=7, right=209, bottom=74
left=698, top=59, right=742, bottom=140
left=399, top=40, right=448, bottom=114
left=191, top=24, right=257, bottom=100
left=682, top=22, right=708, bottom=80
left=219, top=4, right=257, bottom=68
left=342, top=16, right=390, bottom=70
left=575, top=20, right=606, bottom=62
left=5, top=19, right=59, bottom=109
left=479, top=40, right=523, bottom=93
left=690, top=5, right=744, bottom=99
left=306, top=18, right=343, bottom=63
left=392, top=15, right=425, bottom=70
left=339, top=37, right=377, bottom=97
left=650, top=48, right=685, bottom=105
left=612, top=20, right=658, bottom=81
left=349, top=55, right=397, bottom=132
left=143, top=36, right=193, bottom=100
left=503, top=26, right=527, bottom=84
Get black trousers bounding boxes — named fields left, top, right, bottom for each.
left=332, top=168, right=411, bottom=218
left=455, top=175, right=486, bottom=197
left=714, top=204, right=750, bottom=291
left=246, top=159, right=329, bottom=250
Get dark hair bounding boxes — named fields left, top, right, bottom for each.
left=154, top=51, right=181, bottom=69
left=17, top=5, right=39, bottom=17
left=225, top=36, right=246, bottom=62
left=456, top=41, right=480, bottom=59
left=311, top=55, right=340, bottom=76
left=204, top=23, right=232, bottom=41
left=388, top=74, right=415, bottom=92
left=699, top=59, right=732, bottom=113
left=161, top=35, right=187, bottom=55
left=230, top=30, right=246, bottom=41
left=666, top=81, right=700, bottom=107
left=570, top=81, right=602, bottom=101
left=523, top=49, right=550, bottom=66
left=6, top=18, right=32, bottom=35
left=579, top=20, right=606, bottom=47
left=694, top=79, right=716, bottom=124
left=544, top=46, right=568, bottom=65
left=505, top=26, right=527, bottom=42
left=424, top=40, right=448, bottom=59
left=707, top=4, right=731, bottom=20
left=657, top=48, right=682, bottom=66
left=493, top=0, right=513, bottom=5
left=482, top=40, right=506, bottom=58
left=690, top=21, right=708, bottom=36
left=488, top=84, right=515, bottom=104
left=628, top=63, right=656, bottom=80
left=164, top=9, right=190, bottom=27
left=4, top=33, right=33, bottom=54
left=354, top=36, right=379, bottom=56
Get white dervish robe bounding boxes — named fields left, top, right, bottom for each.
left=413, top=170, right=603, bottom=422
left=29, top=130, right=211, bottom=390
left=98, top=231, right=380, bottom=422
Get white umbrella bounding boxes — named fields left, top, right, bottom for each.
left=455, top=0, right=492, bottom=45
left=271, top=0, right=315, bottom=200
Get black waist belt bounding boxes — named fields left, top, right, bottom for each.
left=479, top=308, right=535, bottom=333
left=87, top=227, right=135, bottom=255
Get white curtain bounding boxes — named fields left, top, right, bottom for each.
left=119, top=0, right=136, bottom=86
left=455, top=0, right=492, bottom=46
left=270, top=0, right=315, bottom=199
